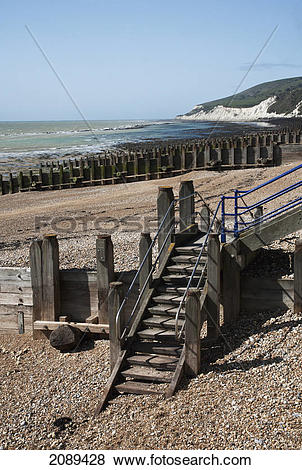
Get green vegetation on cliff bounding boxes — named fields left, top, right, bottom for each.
left=183, top=76, right=302, bottom=116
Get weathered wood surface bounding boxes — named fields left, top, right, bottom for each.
left=96, top=234, right=115, bottom=324
left=185, top=289, right=201, bottom=376
left=165, top=346, right=186, bottom=398
left=221, top=245, right=241, bottom=324
left=241, top=277, right=294, bottom=312
left=41, top=235, right=60, bottom=321
left=294, top=240, right=302, bottom=313
left=108, top=282, right=124, bottom=372
left=238, top=206, right=302, bottom=252
left=0, top=267, right=31, bottom=281
left=206, top=234, right=221, bottom=340
left=33, top=320, right=108, bottom=334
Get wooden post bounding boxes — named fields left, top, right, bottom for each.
left=0, top=174, right=3, bottom=195
left=180, top=145, right=186, bottom=171
left=59, top=164, right=64, bottom=189
left=48, top=167, right=54, bottom=188
left=42, top=234, right=60, bottom=322
left=30, top=240, right=43, bottom=338
left=242, top=144, right=247, bottom=165
left=9, top=173, right=13, bottom=194
left=206, top=234, right=220, bottom=341
left=18, top=311, right=25, bottom=334
left=39, top=167, right=43, bottom=186
left=254, top=205, right=263, bottom=234
left=200, top=205, right=210, bottom=234
left=294, top=240, right=302, bottom=313
left=221, top=246, right=240, bottom=324
left=96, top=234, right=115, bottom=324
left=185, top=288, right=201, bottom=376
left=204, top=145, right=210, bottom=166
left=139, top=232, right=152, bottom=293
left=179, top=180, right=195, bottom=231
left=18, top=171, right=24, bottom=191
left=157, top=186, right=175, bottom=266
left=109, top=281, right=124, bottom=372
left=90, top=158, right=96, bottom=183
left=79, top=158, right=84, bottom=178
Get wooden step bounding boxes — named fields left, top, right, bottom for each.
left=148, top=304, right=184, bottom=317
left=127, top=353, right=178, bottom=370
left=143, top=315, right=184, bottom=330
left=171, top=254, right=206, bottom=264
left=152, top=293, right=184, bottom=305
left=166, top=264, right=206, bottom=274
left=115, top=381, right=163, bottom=395
left=157, top=285, right=187, bottom=295
left=137, top=328, right=178, bottom=341
left=121, top=366, right=173, bottom=383
left=132, top=341, right=183, bottom=357
left=175, top=245, right=207, bottom=255
left=162, top=274, right=199, bottom=285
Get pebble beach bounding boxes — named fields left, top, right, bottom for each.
left=0, top=153, right=302, bottom=450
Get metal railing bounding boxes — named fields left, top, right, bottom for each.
left=220, top=163, right=302, bottom=241
left=115, top=191, right=204, bottom=342
left=174, top=200, right=222, bottom=339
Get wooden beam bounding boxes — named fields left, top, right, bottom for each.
left=96, top=234, right=115, bottom=324
left=33, top=320, right=108, bottom=334
left=42, top=235, right=60, bottom=322
left=30, top=239, right=43, bottom=339
left=294, top=239, right=302, bottom=313
left=185, top=288, right=202, bottom=376
left=108, top=281, right=124, bottom=372
left=166, top=346, right=185, bottom=398
left=206, top=234, right=221, bottom=341
left=221, top=245, right=240, bottom=324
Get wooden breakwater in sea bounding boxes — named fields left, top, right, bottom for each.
left=0, top=129, right=300, bottom=196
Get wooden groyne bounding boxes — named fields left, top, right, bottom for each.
left=0, top=128, right=301, bottom=195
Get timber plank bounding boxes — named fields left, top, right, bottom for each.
left=115, top=381, right=163, bottom=395
left=33, top=320, right=108, bottom=334
left=127, top=354, right=178, bottom=370
left=165, top=345, right=186, bottom=398
left=121, top=366, right=173, bottom=382
left=0, top=293, right=33, bottom=306
left=132, top=341, right=182, bottom=357
left=94, top=350, right=127, bottom=417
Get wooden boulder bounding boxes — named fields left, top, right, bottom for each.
left=49, top=325, right=82, bottom=352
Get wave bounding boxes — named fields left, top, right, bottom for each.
left=0, top=121, right=173, bottom=138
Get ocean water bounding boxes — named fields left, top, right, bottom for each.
left=0, top=119, right=271, bottom=161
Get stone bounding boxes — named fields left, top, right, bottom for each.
left=49, top=325, right=82, bottom=353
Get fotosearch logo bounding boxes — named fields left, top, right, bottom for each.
left=34, top=215, right=160, bottom=234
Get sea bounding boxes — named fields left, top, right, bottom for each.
left=0, top=119, right=273, bottom=163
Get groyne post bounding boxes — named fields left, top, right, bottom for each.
left=96, top=234, right=115, bottom=324
left=294, top=239, right=302, bottom=313
left=108, top=281, right=124, bottom=371
left=157, top=186, right=175, bottom=265
left=206, top=234, right=221, bottom=342
left=179, top=180, right=195, bottom=231
left=185, top=288, right=202, bottom=376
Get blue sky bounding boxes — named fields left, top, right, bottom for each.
left=1, top=0, right=302, bottom=121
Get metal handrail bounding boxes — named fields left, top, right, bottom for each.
left=220, top=163, right=302, bottom=239
left=115, top=190, right=204, bottom=341
left=175, top=199, right=222, bottom=339
left=119, top=223, right=175, bottom=341
left=236, top=163, right=302, bottom=196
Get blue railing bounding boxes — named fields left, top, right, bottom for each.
left=220, top=163, right=302, bottom=242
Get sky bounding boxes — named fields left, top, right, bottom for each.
left=1, top=0, right=302, bottom=121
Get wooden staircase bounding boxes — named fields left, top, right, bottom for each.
left=94, top=234, right=207, bottom=414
